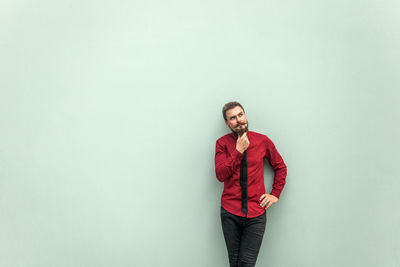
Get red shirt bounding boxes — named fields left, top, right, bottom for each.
left=215, top=131, right=287, bottom=218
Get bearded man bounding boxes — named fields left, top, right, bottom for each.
left=215, top=101, right=287, bottom=267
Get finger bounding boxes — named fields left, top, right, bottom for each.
left=261, top=199, right=270, bottom=207
left=265, top=202, right=273, bottom=210
left=259, top=194, right=266, bottom=201
left=241, top=132, right=247, bottom=138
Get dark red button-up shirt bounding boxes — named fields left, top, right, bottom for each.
left=215, top=131, right=287, bottom=218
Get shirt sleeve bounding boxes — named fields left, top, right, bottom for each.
left=265, top=137, right=287, bottom=198
left=214, top=139, right=244, bottom=182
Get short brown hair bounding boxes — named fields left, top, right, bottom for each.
left=222, top=101, right=245, bottom=121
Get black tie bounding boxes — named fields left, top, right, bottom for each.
left=240, top=151, right=248, bottom=214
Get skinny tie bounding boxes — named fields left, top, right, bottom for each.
left=240, top=151, right=248, bottom=214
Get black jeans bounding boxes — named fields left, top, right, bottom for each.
left=220, top=206, right=267, bottom=267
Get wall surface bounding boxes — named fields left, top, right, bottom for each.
left=1, top=0, right=399, bottom=266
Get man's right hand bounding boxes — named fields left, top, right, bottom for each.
left=236, top=132, right=250, bottom=154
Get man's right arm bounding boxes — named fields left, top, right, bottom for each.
left=214, top=139, right=244, bottom=183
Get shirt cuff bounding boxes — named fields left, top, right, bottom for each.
left=231, top=148, right=244, bottom=162
left=270, top=190, right=281, bottom=199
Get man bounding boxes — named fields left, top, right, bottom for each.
left=214, top=101, right=287, bottom=267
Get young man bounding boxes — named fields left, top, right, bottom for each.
left=214, top=101, right=287, bottom=267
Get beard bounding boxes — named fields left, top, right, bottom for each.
left=229, top=121, right=249, bottom=137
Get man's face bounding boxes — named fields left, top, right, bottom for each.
left=225, top=106, right=248, bottom=137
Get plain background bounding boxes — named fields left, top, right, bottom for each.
left=1, top=0, right=399, bottom=266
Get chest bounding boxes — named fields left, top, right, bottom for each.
left=246, top=141, right=266, bottom=168
left=225, top=137, right=266, bottom=166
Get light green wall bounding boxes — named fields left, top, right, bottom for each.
left=1, top=0, right=399, bottom=266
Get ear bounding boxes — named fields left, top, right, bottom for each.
left=225, top=120, right=229, bottom=128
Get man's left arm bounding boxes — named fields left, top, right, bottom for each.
left=259, top=138, right=287, bottom=210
